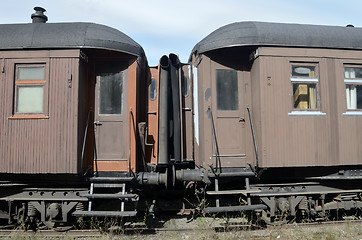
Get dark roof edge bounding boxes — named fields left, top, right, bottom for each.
left=0, top=22, right=144, bottom=57
left=190, top=21, right=362, bottom=61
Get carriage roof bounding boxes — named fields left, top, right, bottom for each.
left=0, top=22, right=144, bottom=56
left=192, top=21, right=362, bottom=55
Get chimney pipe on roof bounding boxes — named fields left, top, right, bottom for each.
left=31, top=7, right=48, bottom=23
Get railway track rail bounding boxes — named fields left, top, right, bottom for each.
left=0, top=229, right=103, bottom=238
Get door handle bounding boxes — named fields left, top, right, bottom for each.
left=94, top=121, right=102, bottom=126
left=239, top=117, right=245, bottom=122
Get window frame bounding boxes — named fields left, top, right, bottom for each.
left=290, top=62, right=321, bottom=112
left=9, top=60, right=49, bottom=119
left=343, top=65, right=362, bottom=113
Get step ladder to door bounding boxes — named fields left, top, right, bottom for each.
left=73, top=177, right=138, bottom=217
left=204, top=177, right=267, bottom=213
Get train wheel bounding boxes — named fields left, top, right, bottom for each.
left=40, top=202, right=78, bottom=231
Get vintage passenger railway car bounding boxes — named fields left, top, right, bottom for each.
left=0, top=7, right=361, bottom=230
left=0, top=8, right=150, bottom=230
left=0, top=8, right=147, bottom=175
left=189, top=21, right=362, bottom=219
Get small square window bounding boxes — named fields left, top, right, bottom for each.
left=17, top=86, right=44, bottom=113
left=290, top=63, right=319, bottom=110
left=293, top=83, right=317, bottom=109
left=14, top=64, right=46, bottom=116
left=344, top=66, right=362, bottom=110
left=18, top=66, right=45, bottom=80
left=292, top=65, right=316, bottom=78
left=346, top=85, right=362, bottom=109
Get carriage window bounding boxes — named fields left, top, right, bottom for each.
left=149, top=78, right=157, bottom=101
left=99, top=72, right=123, bottom=114
left=182, top=76, right=188, bottom=97
left=15, top=65, right=45, bottom=114
left=344, top=67, right=362, bottom=110
left=216, top=69, right=238, bottom=110
left=291, top=64, right=318, bottom=110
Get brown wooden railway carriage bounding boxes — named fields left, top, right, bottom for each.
left=0, top=9, right=147, bottom=175
left=189, top=21, right=362, bottom=218
left=0, top=8, right=149, bottom=229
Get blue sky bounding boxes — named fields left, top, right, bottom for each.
left=1, top=1, right=362, bottom=65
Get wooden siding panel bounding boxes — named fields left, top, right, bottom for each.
left=335, top=59, right=362, bottom=166
left=250, top=58, right=262, bottom=167
left=325, top=58, right=339, bottom=166
left=242, top=70, right=256, bottom=167
left=49, top=57, right=79, bottom=173
left=259, top=56, right=332, bottom=167
left=147, top=68, right=159, bottom=166
left=77, top=59, right=92, bottom=173
left=181, top=65, right=194, bottom=162
left=193, top=56, right=212, bottom=168
left=257, top=48, right=362, bottom=168
left=0, top=50, right=80, bottom=174
left=201, top=57, right=213, bottom=168
left=338, top=116, right=362, bottom=165
left=0, top=58, right=5, bottom=172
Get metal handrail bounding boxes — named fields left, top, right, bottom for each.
left=129, top=109, right=132, bottom=174
left=81, top=109, right=92, bottom=174
left=207, top=107, right=221, bottom=174
left=247, top=107, right=259, bottom=170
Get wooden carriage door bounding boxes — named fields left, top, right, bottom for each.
left=94, top=67, right=128, bottom=171
left=211, top=63, right=246, bottom=167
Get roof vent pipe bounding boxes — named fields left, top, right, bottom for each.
left=31, top=7, right=48, bottom=23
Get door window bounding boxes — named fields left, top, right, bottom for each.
left=99, top=72, right=123, bottom=115
left=216, top=69, right=239, bottom=110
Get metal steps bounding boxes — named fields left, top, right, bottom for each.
left=204, top=204, right=267, bottom=214
left=80, top=193, right=138, bottom=200
left=73, top=210, right=137, bottom=217
left=204, top=177, right=266, bottom=213
left=207, top=189, right=261, bottom=196
left=88, top=177, right=134, bottom=183
left=93, top=183, right=125, bottom=188
left=72, top=177, right=138, bottom=218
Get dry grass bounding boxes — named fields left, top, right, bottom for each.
left=2, top=220, right=361, bottom=239
left=104, top=221, right=362, bottom=240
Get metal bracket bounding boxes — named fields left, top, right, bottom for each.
left=94, top=121, right=102, bottom=126
left=145, top=128, right=154, bottom=146
left=31, top=201, right=46, bottom=222
left=62, top=202, right=78, bottom=222
left=68, top=73, right=72, bottom=88
left=1, top=59, right=4, bottom=73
